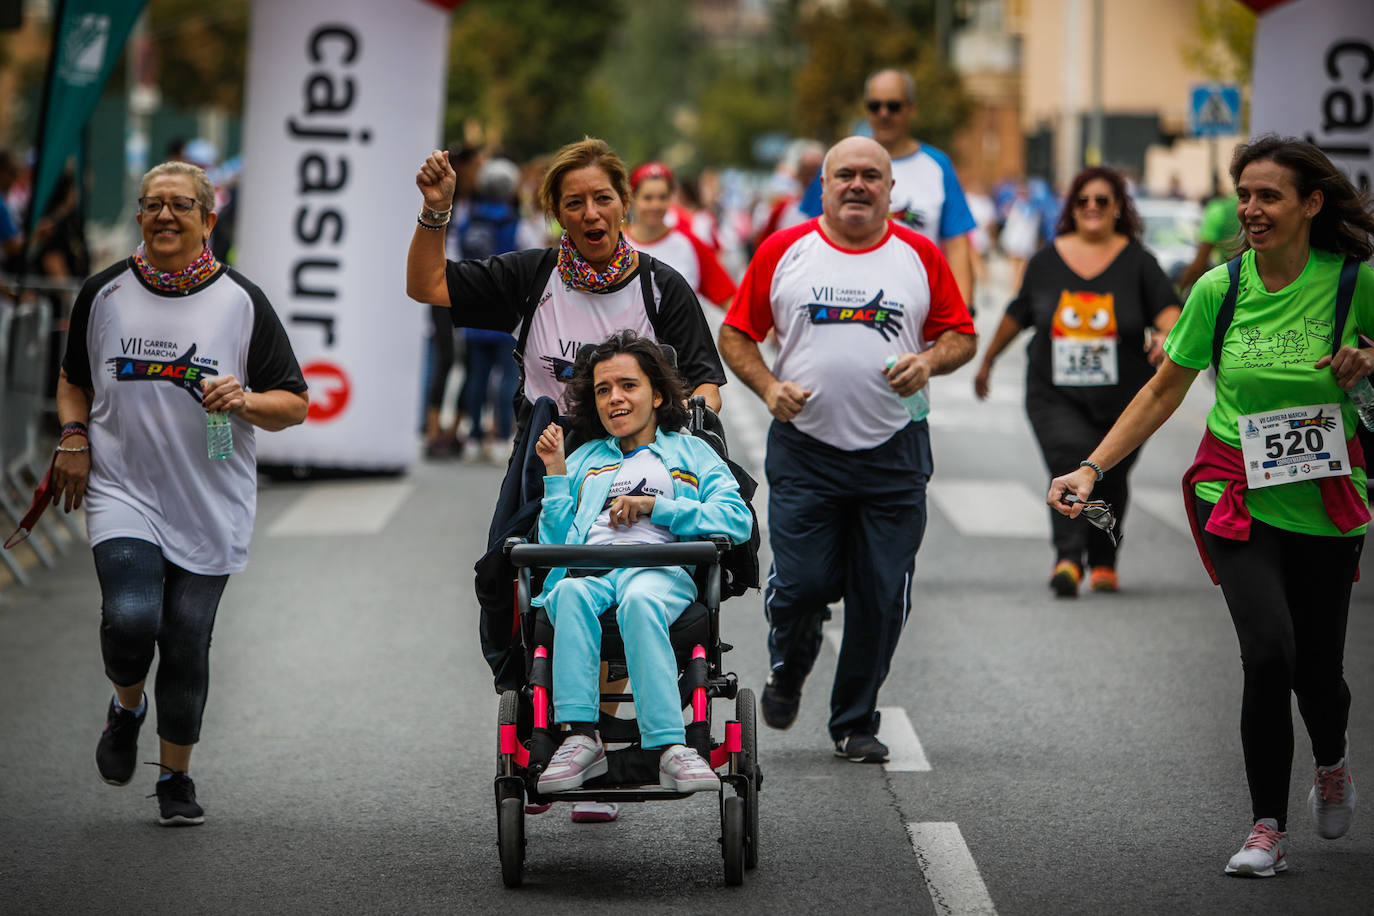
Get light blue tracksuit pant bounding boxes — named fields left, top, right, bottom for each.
left=543, top=565, right=697, bottom=748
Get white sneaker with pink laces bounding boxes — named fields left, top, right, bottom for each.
left=1224, top=819, right=1287, bottom=877
left=537, top=734, right=607, bottom=793
left=658, top=744, right=720, bottom=793
left=1309, top=747, right=1357, bottom=839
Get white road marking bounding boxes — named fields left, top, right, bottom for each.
left=907, top=822, right=998, bottom=915
left=927, top=479, right=1047, bottom=538
left=1132, top=485, right=1194, bottom=537
left=265, top=481, right=414, bottom=537
left=877, top=705, right=931, bottom=772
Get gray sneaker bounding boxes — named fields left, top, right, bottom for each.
left=1309, top=742, right=1357, bottom=839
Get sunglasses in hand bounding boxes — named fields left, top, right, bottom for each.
left=1060, top=494, right=1122, bottom=547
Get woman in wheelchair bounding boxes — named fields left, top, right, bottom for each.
left=530, top=331, right=752, bottom=793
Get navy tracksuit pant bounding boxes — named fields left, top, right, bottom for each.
left=764, top=419, right=932, bottom=741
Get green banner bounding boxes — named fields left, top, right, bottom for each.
left=27, top=0, right=145, bottom=239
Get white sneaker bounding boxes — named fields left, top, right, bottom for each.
left=1309, top=745, right=1357, bottom=839
left=658, top=744, right=719, bottom=793
left=1224, top=819, right=1288, bottom=877
left=537, top=733, right=607, bottom=793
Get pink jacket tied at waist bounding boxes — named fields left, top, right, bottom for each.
left=1182, top=428, right=1369, bottom=584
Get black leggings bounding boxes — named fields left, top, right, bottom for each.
left=93, top=538, right=229, bottom=746
left=1197, top=498, right=1361, bottom=830
left=1029, top=399, right=1139, bottom=568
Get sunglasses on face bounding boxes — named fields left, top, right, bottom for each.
left=865, top=99, right=904, bottom=115
left=1061, top=494, right=1122, bottom=547
left=1075, top=194, right=1112, bottom=209
left=138, top=196, right=200, bottom=216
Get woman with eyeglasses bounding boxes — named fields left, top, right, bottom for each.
left=975, top=166, right=1181, bottom=596
left=47, top=161, right=309, bottom=826
left=624, top=161, right=736, bottom=310
left=1049, top=135, right=1374, bottom=878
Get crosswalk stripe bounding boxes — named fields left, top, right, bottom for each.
left=877, top=705, right=931, bottom=772
left=927, top=479, right=1047, bottom=538
left=907, top=822, right=998, bottom=915
left=265, top=481, right=414, bottom=537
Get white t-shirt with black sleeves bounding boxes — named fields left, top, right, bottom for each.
left=62, top=260, right=306, bottom=574
left=724, top=218, right=974, bottom=451
left=443, top=248, right=726, bottom=420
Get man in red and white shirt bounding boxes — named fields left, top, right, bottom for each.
left=718, top=136, right=977, bottom=762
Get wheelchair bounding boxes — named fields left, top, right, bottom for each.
left=492, top=403, right=762, bottom=888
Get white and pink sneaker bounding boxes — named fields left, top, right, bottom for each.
left=658, top=744, right=720, bottom=793
left=1309, top=746, right=1357, bottom=840
left=1224, top=819, right=1287, bottom=877
left=537, top=734, right=607, bottom=793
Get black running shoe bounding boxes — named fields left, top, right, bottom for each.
left=761, top=673, right=802, bottom=730
left=95, top=696, right=146, bottom=786
left=153, top=772, right=205, bottom=826
left=834, top=733, right=889, bottom=763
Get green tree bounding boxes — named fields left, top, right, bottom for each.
left=791, top=0, right=970, bottom=152
left=446, top=0, right=622, bottom=159
left=146, top=0, right=250, bottom=111
left=1181, top=0, right=1255, bottom=88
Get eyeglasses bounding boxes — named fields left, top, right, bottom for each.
left=138, top=196, right=201, bottom=216
left=1061, top=495, right=1122, bottom=546
left=865, top=99, right=905, bottom=115
left=1074, top=194, right=1112, bottom=209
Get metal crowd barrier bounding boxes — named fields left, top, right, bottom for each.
left=1, top=277, right=84, bottom=587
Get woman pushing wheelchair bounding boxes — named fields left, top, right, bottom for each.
left=531, top=331, right=752, bottom=794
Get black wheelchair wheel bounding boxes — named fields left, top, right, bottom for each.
left=722, top=795, right=745, bottom=886
left=737, top=688, right=759, bottom=870
left=497, top=795, right=525, bottom=887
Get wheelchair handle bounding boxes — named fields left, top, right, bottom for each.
left=507, top=539, right=723, bottom=569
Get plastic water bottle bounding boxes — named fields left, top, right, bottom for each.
left=1348, top=377, right=1374, bottom=432
left=206, top=412, right=233, bottom=460
left=884, top=355, right=929, bottom=421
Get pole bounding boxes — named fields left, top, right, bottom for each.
left=1086, top=0, right=1104, bottom=166
left=21, top=0, right=67, bottom=281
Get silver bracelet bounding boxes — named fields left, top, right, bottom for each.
left=56, top=444, right=90, bottom=454
left=420, top=203, right=453, bottom=221
left=1078, top=459, right=1104, bottom=482
left=417, top=213, right=449, bottom=230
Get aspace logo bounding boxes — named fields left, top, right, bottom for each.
left=801, top=288, right=904, bottom=341
left=106, top=344, right=216, bottom=402
left=540, top=355, right=576, bottom=383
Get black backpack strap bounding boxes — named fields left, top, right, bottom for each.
left=638, top=252, right=661, bottom=331
left=1334, top=255, right=1361, bottom=358
left=515, top=248, right=559, bottom=360
left=1212, top=255, right=1243, bottom=371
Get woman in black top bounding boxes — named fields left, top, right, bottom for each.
left=974, top=166, right=1181, bottom=596
left=406, top=137, right=725, bottom=441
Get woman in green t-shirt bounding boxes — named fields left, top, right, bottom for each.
left=1048, top=135, right=1374, bottom=879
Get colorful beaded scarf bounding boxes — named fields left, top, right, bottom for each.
left=132, top=242, right=221, bottom=293
left=556, top=231, right=636, bottom=292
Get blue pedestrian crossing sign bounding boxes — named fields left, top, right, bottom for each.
left=1189, top=84, right=1242, bottom=137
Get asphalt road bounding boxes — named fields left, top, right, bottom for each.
left=4, top=267, right=1374, bottom=914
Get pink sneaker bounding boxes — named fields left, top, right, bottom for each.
left=537, top=734, right=607, bottom=793
left=658, top=744, right=720, bottom=793
left=570, top=802, right=620, bottom=823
